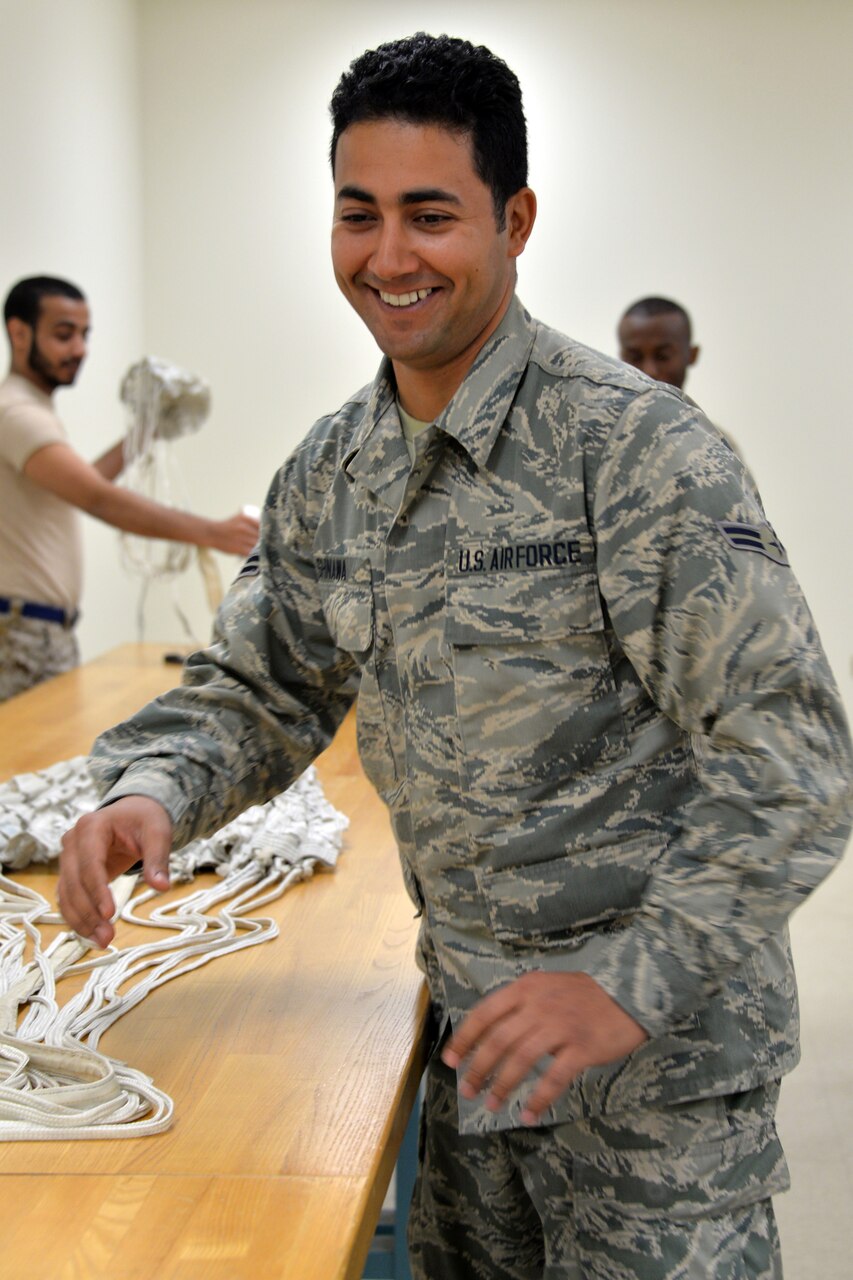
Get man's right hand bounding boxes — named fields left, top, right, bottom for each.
left=207, top=509, right=260, bottom=556
left=58, top=797, right=174, bottom=948
left=25, top=444, right=261, bottom=555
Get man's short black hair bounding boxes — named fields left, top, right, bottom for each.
left=4, top=276, right=86, bottom=329
left=329, top=32, right=527, bottom=229
left=621, top=296, right=693, bottom=343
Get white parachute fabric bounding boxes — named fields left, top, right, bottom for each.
left=0, top=760, right=347, bottom=1140
left=120, top=356, right=210, bottom=449
left=118, top=356, right=210, bottom=580
left=117, top=356, right=220, bottom=637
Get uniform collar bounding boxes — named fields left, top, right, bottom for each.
left=434, top=294, right=537, bottom=468
left=342, top=370, right=409, bottom=512
left=344, top=295, right=537, bottom=504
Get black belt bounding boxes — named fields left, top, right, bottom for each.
left=0, top=596, right=79, bottom=628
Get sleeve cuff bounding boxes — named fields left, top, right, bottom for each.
left=96, top=763, right=198, bottom=849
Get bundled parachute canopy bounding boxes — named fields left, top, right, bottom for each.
left=120, top=356, right=211, bottom=452
left=117, top=356, right=222, bottom=635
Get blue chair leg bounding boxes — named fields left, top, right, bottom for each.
left=363, top=1088, right=420, bottom=1279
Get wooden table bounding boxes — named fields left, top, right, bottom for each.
left=0, top=645, right=429, bottom=1279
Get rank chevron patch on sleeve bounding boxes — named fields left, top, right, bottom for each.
left=716, top=520, right=790, bottom=566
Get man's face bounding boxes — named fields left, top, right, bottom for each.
left=331, top=119, right=533, bottom=404
left=22, top=295, right=90, bottom=393
left=617, top=311, right=698, bottom=390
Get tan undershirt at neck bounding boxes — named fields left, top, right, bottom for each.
left=397, top=399, right=433, bottom=462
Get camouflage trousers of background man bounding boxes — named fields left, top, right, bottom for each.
left=408, top=1054, right=789, bottom=1279
left=0, top=615, right=79, bottom=703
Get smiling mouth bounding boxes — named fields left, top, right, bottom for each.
left=378, top=288, right=435, bottom=308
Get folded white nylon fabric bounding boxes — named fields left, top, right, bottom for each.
left=0, top=762, right=347, bottom=1140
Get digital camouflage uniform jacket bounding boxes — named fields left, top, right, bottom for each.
left=93, top=296, right=853, bottom=1135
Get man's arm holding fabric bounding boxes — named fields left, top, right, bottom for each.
left=59, top=445, right=358, bottom=942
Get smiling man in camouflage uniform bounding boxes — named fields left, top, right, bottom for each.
left=59, top=33, right=852, bottom=1279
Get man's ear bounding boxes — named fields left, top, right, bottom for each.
left=688, top=344, right=700, bottom=368
left=6, top=317, right=32, bottom=358
left=506, top=187, right=537, bottom=259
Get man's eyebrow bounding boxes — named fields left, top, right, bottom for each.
left=336, top=184, right=462, bottom=207
left=400, top=188, right=461, bottom=207
left=337, top=184, right=375, bottom=203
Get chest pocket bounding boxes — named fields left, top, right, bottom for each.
left=445, top=566, right=627, bottom=797
left=317, top=557, right=398, bottom=796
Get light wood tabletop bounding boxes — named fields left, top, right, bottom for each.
left=0, top=644, right=429, bottom=1279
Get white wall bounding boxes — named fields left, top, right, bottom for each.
left=0, top=0, right=147, bottom=659
left=2, top=0, right=851, bottom=713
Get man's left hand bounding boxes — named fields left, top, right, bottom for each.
left=441, top=971, right=648, bottom=1124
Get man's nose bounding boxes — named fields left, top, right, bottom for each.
left=369, top=221, right=419, bottom=280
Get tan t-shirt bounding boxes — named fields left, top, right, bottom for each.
left=397, top=399, right=432, bottom=461
left=0, top=373, right=83, bottom=610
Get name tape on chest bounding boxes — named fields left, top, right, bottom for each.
left=317, top=557, right=349, bottom=582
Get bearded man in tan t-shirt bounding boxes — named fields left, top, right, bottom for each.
left=0, top=275, right=260, bottom=701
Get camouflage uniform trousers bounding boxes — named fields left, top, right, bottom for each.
left=0, top=615, right=79, bottom=703
left=408, top=1053, right=788, bottom=1279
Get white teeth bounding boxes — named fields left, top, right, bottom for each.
left=379, top=288, right=433, bottom=307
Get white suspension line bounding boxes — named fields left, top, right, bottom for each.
left=0, top=762, right=347, bottom=1141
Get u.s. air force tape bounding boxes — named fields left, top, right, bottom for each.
left=717, top=520, right=789, bottom=566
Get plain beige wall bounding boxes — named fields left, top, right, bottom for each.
left=1, top=0, right=851, bottom=720
left=0, top=0, right=147, bottom=659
